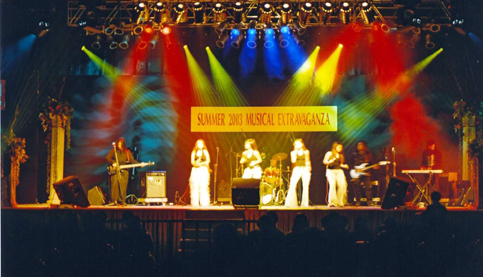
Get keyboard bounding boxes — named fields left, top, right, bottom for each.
left=401, top=169, right=443, bottom=174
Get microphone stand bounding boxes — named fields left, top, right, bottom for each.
left=213, top=147, right=219, bottom=204
left=227, top=132, right=242, bottom=187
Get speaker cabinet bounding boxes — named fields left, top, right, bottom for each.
left=88, top=186, right=107, bottom=205
left=231, top=178, right=260, bottom=207
left=216, top=180, right=232, bottom=203
left=381, top=177, right=410, bottom=210
left=139, top=171, right=166, bottom=198
left=53, top=176, right=90, bottom=207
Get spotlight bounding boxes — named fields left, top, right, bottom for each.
left=119, top=35, right=129, bottom=49
left=108, top=35, right=118, bottom=49
left=264, top=28, right=275, bottom=48
left=161, top=26, right=171, bottom=35
left=233, top=2, right=246, bottom=23
left=213, top=3, right=226, bottom=23
left=360, top=1, right=376, bottom=25
left=396, top=33, right=407, bottom=48
left=105, top=25, right=115, bottom=35
left=247, top=21, right=257, bottom=49
left=339, top=2, right=351, bottom=25
left=193, top=2, right=206, bottom=24
left=114, top=22, right=125, bottom=35
left=293, top=34, right=305, bottom=46
left=278, top=35, right=289, bottom=48
left=260, top=3, right=272, bottom=25
left=292, top=21, right=306, bottom=35
left=138, top=39, right=148, bottom=50
left=149, top=36, right=158, bottom=49
left=173, top=3, right=187, bottom=23
left=429, top=24, right=440, bottom=33
left=231, top=31, right=244, bottom=48
left=133, top=25, right=144, bottom=35
left=154, top=2, right=170, bottom=24
left=280, top=25, right=290, bottom=34
left=91, top=34, right=101, bottom=49
left=452, top=18, right=464, bottom=27
left=298, top=2, right=313, bottom=27
left=280, top=3, right=292, bottom=25
left=407, top=33, right=420, bottom=48
left=144, top=23, right=154, bottom=34
left=247, top=20, right=257, bottom=32
left=35, top=21, right=51, bottom=37
left=216, top=33, right=229, bottom=48
left=135, top=1, right=149, bottom=24
left=319, top=2, right=333, bottom=25
left=215, top=21, right=228, bottom=35
left=425, top=33, right=435, bottom=49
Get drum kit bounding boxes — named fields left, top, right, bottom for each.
left=260, top=152, right=291, bottom=206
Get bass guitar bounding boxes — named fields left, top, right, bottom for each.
left=350, top=161, right=390, bottom=179
left=107, top=161, right=154, bottom=175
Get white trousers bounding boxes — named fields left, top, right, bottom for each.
left=189, top=166, right=210, bottom=207
left=326, top=169, right=347, bottom=207
left=242, top=166, right=262, bottom=179
left=285, top=166, right=311, bottom=207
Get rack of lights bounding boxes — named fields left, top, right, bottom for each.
left=69, top=0, right=454, bottom=34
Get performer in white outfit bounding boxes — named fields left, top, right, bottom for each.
left=240, top=139, right=263, bottom=179
left=285, top=139, right=311, bottom=207
left=323, top=141, right=349, bottom=207
left=189, top=139, right=211, bottom=207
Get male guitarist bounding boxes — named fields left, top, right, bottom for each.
left=106, top=137, right=140, bottom=206
left=351, top=141, right=379, bottom=206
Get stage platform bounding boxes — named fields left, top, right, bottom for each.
left=3, top=204, right=483, bottom=262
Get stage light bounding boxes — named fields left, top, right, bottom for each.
left=338, top=43, right=343, bottom=48
left=407, top=33, right=420, bottom=48
left=339, top=2, right=351, bottom=25
left=429, top=24, right=440, bottom=33
left=292, top=21, right=306, bottom=35
left=215, top=21, right=228, bottom=35
left=193, top=2, right=206, bottom=24
left=278, top=35, right=289, bottom=48
left=144, top=22, right=154, bottom=34
left=247, top=20, right=257, bottom=34
left=114, top=22, right=125, bottom=35
left=293, top=33, right=305, bottom=46
left=247, top=21, right=257, bottom=49
left=105, top=26, right=114, bottom=35
left=280, top=25, right=290, bottom=34
left=233, top=2, right=246, bottom=23
left=216, top=33, right=229, bottom=48
left=119, top=35, right=129, bottom=49
left=108, top=35, right=118, bottom=49
left=298, top=2, right=313, bottom=27
left=280, top=3, right=292, bottom=25
left=396, top=33, right=407, bottom=48
left=319, top=2, right=333, bottom=25
left=248, top=28, right=257, bottom=36
left=260, top=3, right=272, bottom=25
left=213, top=3, right=226, bottom=23
left=360, top=1, right=376, bottom=25
left=264, top=28, right=275, bottom=48
left=154, top=2, right=170, bottom=24
left=451, top=16, right=464, bottom=27
left=133, top=25, right=144, bottom=35
left=231, top=31, right=244, bottom=48
left=91, top=35, right=101, bottom=49
left=149, top=35, right=158, bottom=49
left=135, top=1, right=149, bottom=24
left=138, top=39, right=148, bottom=50
left=173, top=3, right=187, bottom=23
left=161, top=26, right=171, bottom=35
left=231, top=29, right=240, bottom=36
left=425, top=33, right=435, bottom=49
left=35, top=21, right=51, bottom=37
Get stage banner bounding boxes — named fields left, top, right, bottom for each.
left=191, top=106, right=337, bottom=132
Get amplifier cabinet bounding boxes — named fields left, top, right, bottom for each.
left=139, top=171, right=166, bottom=198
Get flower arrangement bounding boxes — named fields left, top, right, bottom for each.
left=3, top=130, right=29, bottom=206
left=39, top=96, right=74, bottom=149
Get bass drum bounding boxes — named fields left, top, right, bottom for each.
left=260, top=182, right=274, bottom=205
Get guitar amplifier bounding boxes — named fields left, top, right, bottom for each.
left=139, top=171, right=167, bottom=201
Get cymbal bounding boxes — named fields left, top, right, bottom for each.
left=272, top=153, right=288, bottom=161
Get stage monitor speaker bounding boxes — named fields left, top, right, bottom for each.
left=217, top=180, right=232, bottom=203
left=381, top=177, right=410, bottom=210
left=232, top=178, right=260, bottom=207
left=87, top=186, right=107, bottom=205
left=139, top=171, right=166, bottom=198
left=53, top=176, right=90, bottom=207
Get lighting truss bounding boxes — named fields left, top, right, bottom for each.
left=68, top=0, right=454, bottom=33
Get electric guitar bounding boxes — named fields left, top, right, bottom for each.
left=350, top=161, right=390, bottom=179
left=107, top=161, right=154, bottom=175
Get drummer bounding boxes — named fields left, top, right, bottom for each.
left=264, top=159, right=281, bottom=185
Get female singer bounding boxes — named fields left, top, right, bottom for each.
left=323, top=141, right=349, bottom=207
left=285, top=139, right=311, bottom=207
left=189, top=139, right=211, bottom=207
left=240, top=138, right=263, bottom=179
